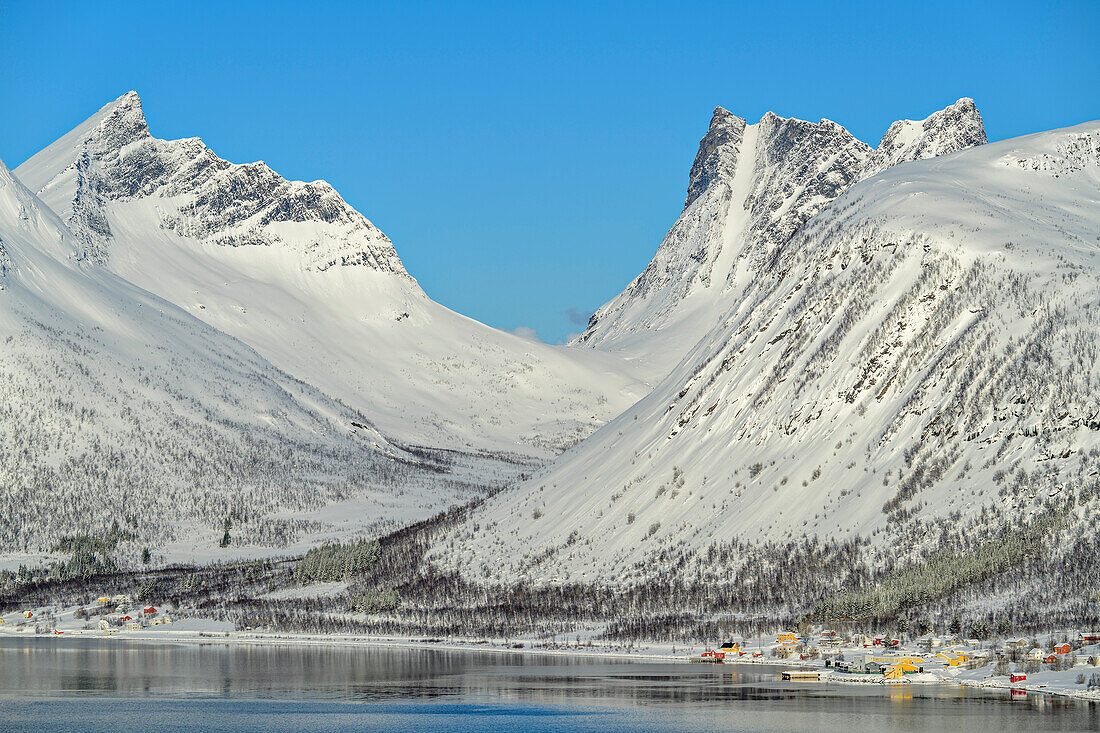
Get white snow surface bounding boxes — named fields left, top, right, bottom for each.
left=0, top=153, right=513, bottom=558
left=15, top=92, right=648, bottom=461
left=434, top=122, right=1100, bottom=584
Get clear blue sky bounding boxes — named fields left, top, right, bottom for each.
left=3, top=1, right=1097, bottom=342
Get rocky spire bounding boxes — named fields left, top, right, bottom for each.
left=685, top=107, right=747, bottom=208
left=65, top=91, right=153, bottom=162
left=862, top=97, right=986, bottom=179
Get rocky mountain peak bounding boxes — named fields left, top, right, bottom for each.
left=862, top=97, right=987, bottom=179
left=83, top=91, right=152, bottom=154
left=17, top=93, right=409, bottom=276
left=575, top=98, right=991, bottom=382
left=685, top=106, right=746, bottom=207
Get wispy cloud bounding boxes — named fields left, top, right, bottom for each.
left=511, top=325, right=542, bottom=342
left=563, top=307, right=590, bottom=326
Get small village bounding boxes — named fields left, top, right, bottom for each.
left=1, top=595, right=174, bottom=636
left=693, top=627, right=1100, bottom=699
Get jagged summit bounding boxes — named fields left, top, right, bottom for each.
left=685, top=108, right=868, bottom=209
left=685, top=107, right=745, bottom=207
left=863, top=97, right=987, bottom=179
left=87, top=90, right=149, bottom=141
left=18, top=91, right=408, bottom=274
left=576, top=98, right=989, bottom=382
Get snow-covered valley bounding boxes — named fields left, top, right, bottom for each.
left=0, top=92, right=652, bottom=568
left=2, top=93, right=1098, bottom=629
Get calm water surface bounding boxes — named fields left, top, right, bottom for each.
left=0, top=637, right=1096, bottom=731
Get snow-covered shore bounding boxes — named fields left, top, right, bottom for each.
left=6, top=601, right=1100, bottom=702
left=953, top=667, right=1100, bottom=703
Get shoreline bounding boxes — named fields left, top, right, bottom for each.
left=2, top=627, right=698, bottom=664
left=955, top=673, right=1100, bottom=703
left=5, top=627, right=1099, bottom=703
left=138, top=634, right=1100, bottom=701
left=0, top=626, right=816, bottom=670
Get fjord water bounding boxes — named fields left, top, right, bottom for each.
left=0, top=638, right=1095, bottom=732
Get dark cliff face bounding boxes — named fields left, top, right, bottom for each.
left=745, top=114, right=870, bottom=264
left=685, top=107, right=746, bottom=208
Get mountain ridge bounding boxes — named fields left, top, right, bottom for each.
left=435, top=121, right=1100, bottom=586
left=575, top=98, right=988, bottom=383
left=18, top=91, right=409, bottom=275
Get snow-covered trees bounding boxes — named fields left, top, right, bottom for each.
left=295, top=539, right=381, bottom=584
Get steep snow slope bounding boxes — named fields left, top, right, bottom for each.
left=435, top=122, right=1100, bottom=584
left=0, top=156, right=506, bottom=562
left=17, top=93, right=646, bottom=460
left=575, top=99, right=987, bottom=382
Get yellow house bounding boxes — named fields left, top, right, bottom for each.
left=872, top=655, right=925, bottom=667
left=885, top=664, right=906, bottom=680
left=934, top=651, right=962, bottom=667
left=777, top=632, right=800, bottom=646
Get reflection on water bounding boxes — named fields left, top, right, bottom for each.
left=0, top=638, right=1096, bottom=732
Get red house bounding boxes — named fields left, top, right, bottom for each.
left=1054, top=643, right=1071, bottom=655
left=143, top=606, right=156, bottom=615
left=1010, top=673, right=1027, bottom=683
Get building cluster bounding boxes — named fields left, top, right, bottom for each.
left=2, top=593, right=174, bottom=636
left=695, top=628, right=1100, bottom=680
left=90, top=594, right=171, bottom=633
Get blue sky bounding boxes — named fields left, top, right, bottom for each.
left=2, top=1, right=1097, bottom=342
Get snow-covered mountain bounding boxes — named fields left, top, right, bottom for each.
left=0, top=155, right=502, bottom=562
left=574, top=99, right=987, bottom=382
left=435, top=121, right=1100, bottom=585
left=16, top=93, right=646, bottom=461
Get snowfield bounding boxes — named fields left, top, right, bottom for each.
left=4, top=91, right=1099, bottom=619
left=0, top=154, right=512, bottom=561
